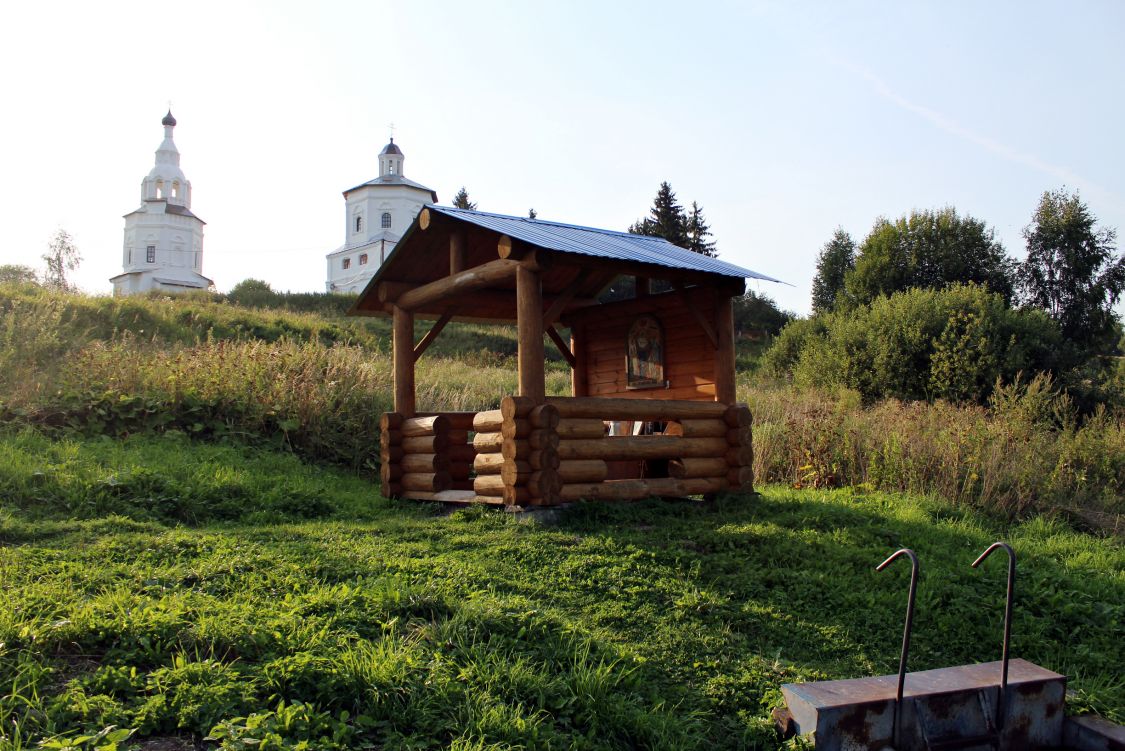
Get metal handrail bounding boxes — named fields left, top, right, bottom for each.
left=877, top=548, right=920, bottom=750
left=972, top=541, right=1016, bottom=731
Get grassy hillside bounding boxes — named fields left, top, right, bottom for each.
left=1, top=430, right=1121, bottom=750
left=2, top=285, right=1121, bottom=520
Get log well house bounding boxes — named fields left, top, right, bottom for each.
left=350, top=206, right=782, bottom=506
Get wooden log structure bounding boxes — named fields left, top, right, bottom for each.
left=558, top=435, right=729, bottom=461
left=547, top=397, right=727, bottom=421
left=559, top=477, right=726, bottom=502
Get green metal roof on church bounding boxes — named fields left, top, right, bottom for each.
left=428, top=206, right=784, bottom=282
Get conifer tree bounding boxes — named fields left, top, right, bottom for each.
left=452, top=187, right=476, bottom=210
left=686, top=201, right=717, bottom=257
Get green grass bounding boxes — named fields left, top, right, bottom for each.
left=1, top=430, right=1121, bottom=750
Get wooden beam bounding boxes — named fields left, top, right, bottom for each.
left=517, top=263, right=546, bottom=403
left=390, top=259, right=520, bottom=311
left=418, top=207, right=432, bottom=230
left=413, top=310, right=454, bottom=362
left=546, top=324, right=576, bottom=368
left=571, top=325, right=588, bottom=397
left=676, top=283, right=719, bottom=349
left=392, top=305, right=415, bottom=416
left=450, top=232, right=466, bottom=274
left=543, top=269, right=593, bottom=326
left=715, top=294, right=737, bottom=404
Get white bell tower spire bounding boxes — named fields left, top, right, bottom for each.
left=111, top=109, right=212, bottom=296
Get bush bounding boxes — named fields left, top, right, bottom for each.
left=769, top=284, right=1061, bottom=404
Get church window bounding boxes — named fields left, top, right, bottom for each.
left=172, top=181, right=180, bottom=199
left=342, top=258, right=351, bottom=270
left=156, top=180, right=165, bottom=199
left=381, top=212, right=392, bottom=229
left=146, top=245, right=156, bottom=263
left=355, top=215, right=363, bottom=233
left=359, top=253, right=368, bottom=265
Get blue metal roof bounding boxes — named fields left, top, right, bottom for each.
left=429, top=205, right=784, bottom=283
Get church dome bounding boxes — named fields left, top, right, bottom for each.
left=380, top=138, right=402, bottom=156
left=162, top=110, right=177, bottom=127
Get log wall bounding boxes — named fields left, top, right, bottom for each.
left=570, top=288, right=720, bottom=401
left=384, top=398, right=753, bottom=507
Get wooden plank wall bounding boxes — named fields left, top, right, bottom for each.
left=580, top=289, right=718, bottom=401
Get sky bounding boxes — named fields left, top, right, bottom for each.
left=2, top=0, right=1123, bottom=315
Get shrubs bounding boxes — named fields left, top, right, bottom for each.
left=767, top=284, right=1061, bottom=404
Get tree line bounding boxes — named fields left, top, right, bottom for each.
left=786, top=189, right=1124, bottom=408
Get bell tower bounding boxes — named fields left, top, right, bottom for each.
left=110, top=110, right=212, bottom=296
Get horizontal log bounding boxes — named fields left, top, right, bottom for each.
left=447, top=444, right=476, bottom=463
left=529, top=404, right=560, bottom=430
left=558, top=436, right=729, bottom=461
left=380, top=446, right=404, bottom=463
left=403, top=434, right=448, bottom=454
left=557, top=418, right=607, bottom=439
left=728, top=466, right=754, bottom=488
left=502, top=419, right=531, bottom=440
left=558, top=459, right=608, bottom=483
left=501, top=395, right=535, bottom=420
left=586, top=384, right=718, bottom=401
left=726, top=446, right=753, bottom=466
left=528, top=430, right=560, bottom=452
left=417, top=412, right=476, bottom=431
left=402, top=472, right=451, bottom=492
left=529, top=447, right=560, bottom=471
left=473, top=475, right=506, bottom=496
left=664, top=420, right=727, bottom=438
left=443, top=429, right=470, bottom=445
left=449, top=463, right=471, bottom=482
left=391, top=258, right=521, bottom=312
left=473, top=410, right=504, bottom=432
left=473, top=432, right=503, bottom=453
left=451, top=480, right=476, bottom=492
left=381, top=481, right=401, bottom=498
left=380, top=463, right=402, bottom=483
left=549, top=397, right=726, bottom=420
left=380, top=412, right=403, bottom=431
left=669, top=457, right=729, bottom=479
left=559, top=476, right=726, bottom=502
left=502, top=438, right=530, bottom=460
left=380, top=429, right=403, bottom=445
left=723, top=404, right=753, bottom=429
left=402, top=453, right=450, bottom=473
left=402, top=415, right=450, bottom=437
left=394, top=489, right=483, bottom=503
left=473, top=453, right=507, bottom=473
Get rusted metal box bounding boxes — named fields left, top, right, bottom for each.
left=781, top=659, right=1065, bottom=750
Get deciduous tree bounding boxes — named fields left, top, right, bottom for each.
left=1018, top=189, right=1125, bottom=357
left=811, top=228, right=856, bottom=313
left=0, top=264, right=38, bottom=286
left=845, top=208, right=1015, bottom=306
left=42, top=229, right=81, bottom=292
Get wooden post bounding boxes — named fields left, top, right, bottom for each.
left=392, top=305, right=415, bottom=416
left=715, top=295, right=737, bottom=405
left=571, top=324, right=588, bottom=397
left=516, top=263, right=546, bottom=403
left=450, top=232, right=466, bottom=274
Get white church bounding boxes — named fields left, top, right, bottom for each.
left=325, top=138, right=438, bottom=293
left=111, top=111, right=212, bottom=295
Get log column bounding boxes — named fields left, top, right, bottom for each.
left=571, top=324, right=588, bottom=397
left=715, top=295, right=737, bottom=405
left=392, top=305, right=415, bottom=417
left=516, top=264, right=546, bottom=403
left=380, top=412, right=404, bottom=498
left=724, top=403, right=754, bottom=495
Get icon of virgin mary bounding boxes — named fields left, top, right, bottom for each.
left=626, top=314, right=664, bottom=389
